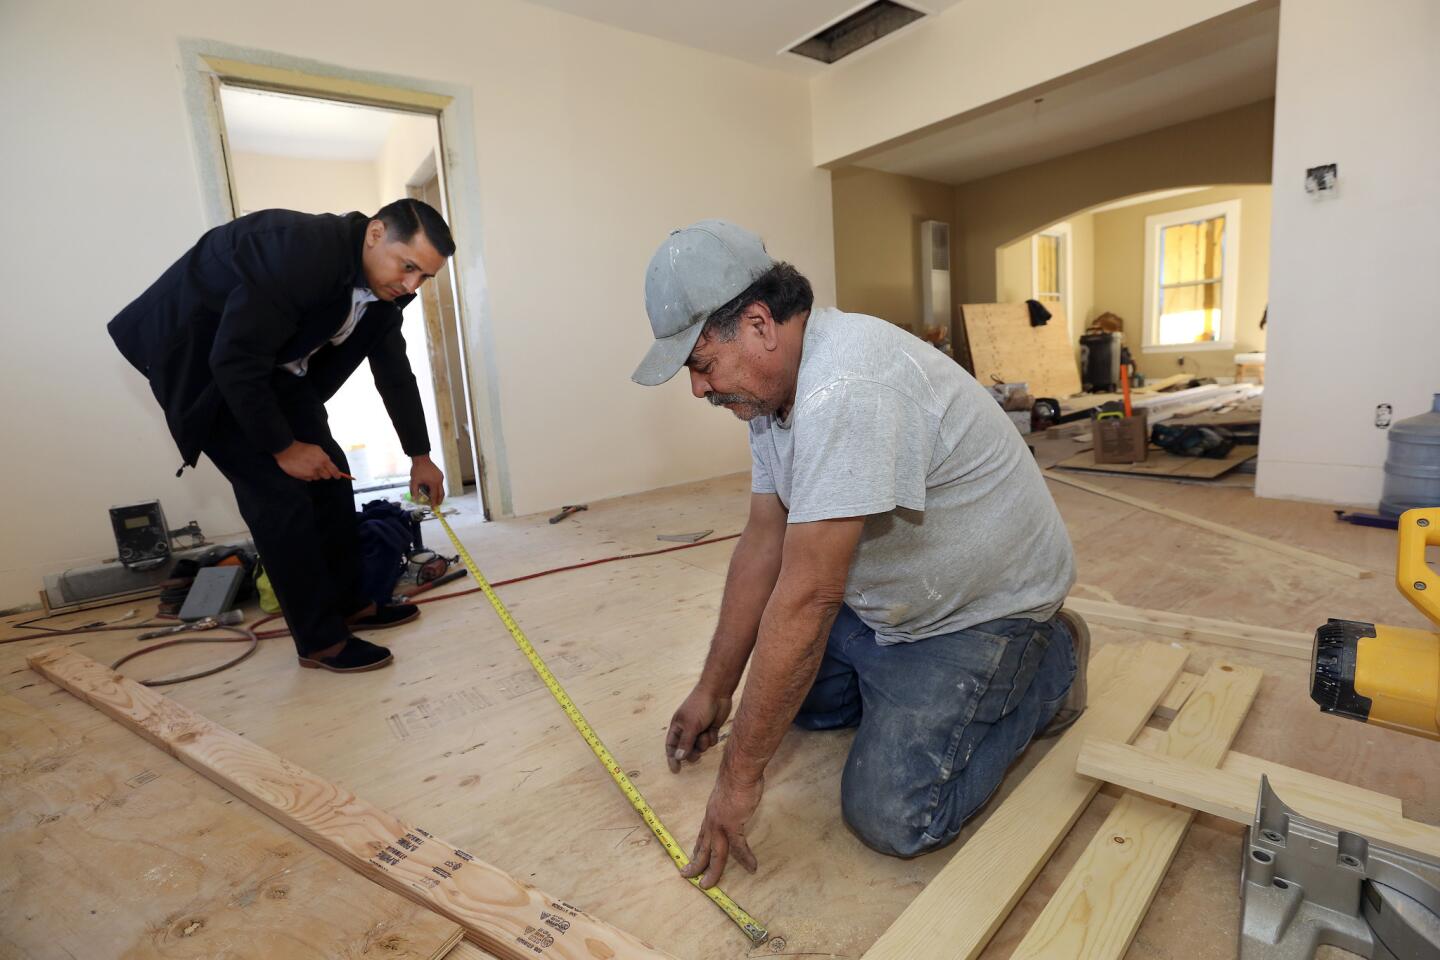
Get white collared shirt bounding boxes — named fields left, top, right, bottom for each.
left=281, top=286, right=379, bottom=376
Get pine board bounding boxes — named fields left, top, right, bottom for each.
left=1130, top=728, right=1403, bottom=817
left=1076, top=739, right=1440, bottom=860
left=0, top=693, right=462, bottom=960
left=861, top=640, right=1189, bottom=960
left=1064, top=598, right=1313, bottom=660
left=1009, top=661, right=1261, bottom=960
left=962, top=302, right=1081, bottom=399
left=1154, top=671, right=1202, bottom=720
left=26, top=648, right=675, bottom=960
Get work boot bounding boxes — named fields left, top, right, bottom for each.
left=298, top=637, right=393, bottom=673
left=1038, top=607, right=1090, bottom=738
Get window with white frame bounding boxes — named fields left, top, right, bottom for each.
left=1142, top=200, right=1240, bottom=350
left=1031, top=223, right=1069, bottom=310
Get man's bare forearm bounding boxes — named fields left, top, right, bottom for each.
left=696, top=523, right=783, bottom=697
left=720, top=581, right=843, bottom=786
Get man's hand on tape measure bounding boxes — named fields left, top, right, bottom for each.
left=274, top=441, right=346, bottom=482
left=410, top=454, right=445, bottom=507
left=665, top=683, right=732, bottom=773
left=682, top=763, right=762, bottom=889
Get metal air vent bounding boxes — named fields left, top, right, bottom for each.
left=788, top=1, right=926, bottom=64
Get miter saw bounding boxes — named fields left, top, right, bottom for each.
left=1240, top=507, right=1440, bottom=958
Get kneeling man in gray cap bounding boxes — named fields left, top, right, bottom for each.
left=633, top=220, right=1085, bottom=886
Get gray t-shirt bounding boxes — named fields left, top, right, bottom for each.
left=749, top=307, right=1075, bottom=644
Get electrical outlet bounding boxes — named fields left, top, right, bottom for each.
left=1306, top=164, right=1338, bottom=195
left=1376, top=403, right=1393, bottom=428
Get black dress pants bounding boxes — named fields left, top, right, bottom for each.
left=200, top=316, right=395, bottom=656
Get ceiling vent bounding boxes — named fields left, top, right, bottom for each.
left=788, top=1, right=926, bottom=64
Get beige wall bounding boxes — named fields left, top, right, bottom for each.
left=954, top=99, right=1274, bottom=304
left=809, top=0, right=1260, bottom=165
left=229, top=152, right=381, bottom=215
left=831, top=166, right=954, bottom=329
left=994, top=213, right=1096, bottom=334
left=0, top=0, right=834, bottom=609
left=1092, top=185, right=1270, bottom=380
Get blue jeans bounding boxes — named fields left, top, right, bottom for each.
left=795, top=606, right=1077, bottom=857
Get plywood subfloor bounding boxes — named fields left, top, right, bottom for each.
left=3, top=467, right=1436, bottom=960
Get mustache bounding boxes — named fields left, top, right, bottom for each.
left=705, top=392, right=753, bottom=407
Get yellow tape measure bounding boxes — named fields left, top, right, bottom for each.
left=421, top=497, right=769, bottom=943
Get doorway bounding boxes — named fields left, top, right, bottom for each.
left=215, top=84, right=482, bottom=508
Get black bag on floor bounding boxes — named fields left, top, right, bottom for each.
left=1150, top=423, right=1237, bottom=459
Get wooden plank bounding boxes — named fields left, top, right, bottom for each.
left=1131, top=728, right=1404, bottom=817
left=1044, top=471, right=1374, bottom=579
left=861, top=639, right=1189, bottom=960
left=1010, top=661, right=1262, bottom=960
left=27, top=648, right=676, bottom=960
left=962, top=302, right=1081, bottom=399
left=1154, top=671, right=1202, bottom=720
left=1076, top=739, right=1440, bottom=860
left=0, top=694, right=463, bottom=960
left=1054, top=446, right=1255, bottom=480
left=1064, top=598, right=1313, bottom=660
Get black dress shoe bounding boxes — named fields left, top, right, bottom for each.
left=347, top=603, right=420, bottom=630
left=298, top=637, right=394, bottom=673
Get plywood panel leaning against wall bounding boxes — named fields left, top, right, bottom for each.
left=962, top=302, right=1081, bottom=399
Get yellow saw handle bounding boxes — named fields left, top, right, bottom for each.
left=1397, top=507, right=1440, bottom=630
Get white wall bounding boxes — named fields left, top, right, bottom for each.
left=229, top=151, right=381, bottom=215
left=1256, top=0, right=1440, bottom=506
left=808, top=0, right=1256, bottom=165
left=0, top=0, right=834, bottom=609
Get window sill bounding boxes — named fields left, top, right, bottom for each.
left=1143, top=341, right=1236, bottom=354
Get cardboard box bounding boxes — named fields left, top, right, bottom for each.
left=1093, top=411, right=1149, bottom=463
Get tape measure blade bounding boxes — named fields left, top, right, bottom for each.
left=429, top=510, right=768, bottom=943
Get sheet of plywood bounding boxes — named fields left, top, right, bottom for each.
left=26, top=648, right=676, bottom=960
left=1009, top=662, right=1262, bottom=960
left=861, top=640, right=1189, bottom=960
left=1045, top=472, right=1374, bottom=579
left=1055, top=445, right=1255, bottom=480
left=0, top=693, right=462, bottom=960
left=1130, top=728, right=1403, bottom=817
left=962, top=302, right=1081, bottom=399
left=1076, top=739, right=1440, bottom=860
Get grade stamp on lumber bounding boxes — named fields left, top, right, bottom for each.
left=1044, top=472, right=1373, bottom=579
left=1065, top=598, right=1313, bottom=661
left=1130, top=728, right=1404, bottom=817
left=27, top=648, right=676, bottom=960
left=0, top=694, right=463, bottom=960
left=1077, top=739, right=1440, bottom=860
left=1010, top=661, right=1262, bottom=960
left=861, top=640, right=1188, bottom=960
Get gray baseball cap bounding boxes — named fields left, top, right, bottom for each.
left=631, top=220, right=775, bottom=386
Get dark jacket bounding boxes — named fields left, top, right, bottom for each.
left=109, top=209, right=430, bottom=467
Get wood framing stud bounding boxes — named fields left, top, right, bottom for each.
left=1044, top=471, right=1373, bottom=579
left=1131, top=728, right=1404, bottom=817
left=1065, top=597, right=1313, bottom=661
left=1154, top=671, right=1202, bottom=719
left=1010, top=661, right=1261, bottom=960
left=862, top=640, right=1189, bottom=960
left=28, top=647, right=676, bottom=960
left=1076, top=738, right=1440, bottom=860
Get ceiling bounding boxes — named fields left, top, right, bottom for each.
left=516, top=0, right=964, bottom=76
left=219, top=86, right=408, bottom=161
left=853, top=4, right=1279, bottom=184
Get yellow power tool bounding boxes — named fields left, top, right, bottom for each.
left=1312, top=506, right=1440, bottom=740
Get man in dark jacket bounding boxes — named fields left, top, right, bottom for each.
left=110, top=199, right=454, bottom=673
